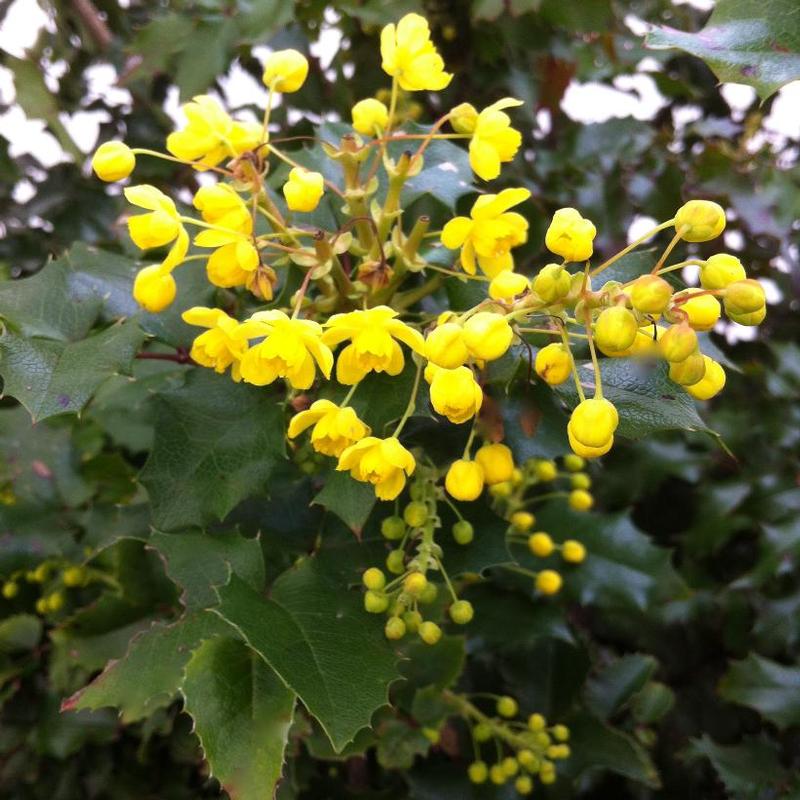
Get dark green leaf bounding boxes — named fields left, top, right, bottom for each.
left=313, top=469, right=376, bottom=533
left=585, top=654, right=657, bottom=720
left=0, top=614, right=42, bottom=653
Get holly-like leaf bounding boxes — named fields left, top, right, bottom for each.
left=150, top=529, right=265, bottom=610
left=501, top=383, right=571, bottom=461
left=646, top=0, right=800, bottom=101
left=0, top=320, right=145, bottom=422
left=313, top=470, right=376, bottom=534
left=182, top=637, right=296, bottom=800
left=585, top=653, right=658, bottom=720
left=139, top=370, right=286, bottom=530
left=439, top=502, right=513, bottom=577
left=63, top=611, right=228, bottom=723
left=555, top=359, right=710, bottom=439
left=718, top=653, right=800, bottom=729
left=214, top=561, right=400, bottom=752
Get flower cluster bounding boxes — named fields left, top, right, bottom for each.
left=91, top=11, right=765, bottom=506
left=2, top=559, right=92, bottom=617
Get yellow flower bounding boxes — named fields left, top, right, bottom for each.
left=352, top=98, right=389, bottom=135
left=673, top=289, right=721, bottom=332
left=166, top=95, right=261, bottom=169
left=445, top=459, right=485, bottom=501
left=337, top=436, right=416, bottom=500
left=424, top=322, right=469, bottom=369
left=466, top=98, right=523, bottom=181
left=462, top=312, right=514, bottom=361
left=288, top=399, right=370, bottom=457
left=534, top=343, right=572, bottom=386
left=182, top=307, right=248, bottom=381
left=91, top=141, right=135, bottom=182
left=380, top=13, right=452, bottom=92
left=674, top=200, right=725, bottom=242
left=545, top=208, right=596, bottom=263
left=322, top=306, right=425, bottom=385
left=594, top=306, right=638, bottom=355
left=686, top=356, right=726, bottom=400
left=700, top=253, right=746, bottom=290
left=441, top=188, right=530, bottom=277
left=206, top=240, right=260, bottom=288
left=567, top=397, right=618, bottom=459
left=532, top=263, right=571, bottom=304
left=262, top=49, right=309, bottom=93
left=238, top=311, right=333, bottom=390
left=124, top=185, right=189, bottom=283
left=193, top=183, right=252, bottom=236
left=475, top=443, right=514, bottom=485
left=488, top=270, right=529, bottom=300
left=283, top=167, right=325, bottom=213
left=133, top=265, right=176, bottom=313
left=429, top=366, right=483, bottom=424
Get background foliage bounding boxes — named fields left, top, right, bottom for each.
left=1, top=0, right=799, bottom=798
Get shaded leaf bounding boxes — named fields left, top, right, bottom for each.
left=585, top=653, right=657, bottom=720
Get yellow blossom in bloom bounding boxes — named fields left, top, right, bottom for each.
left=206, top=240, right=260, bottom=288
left=91, top=141, right=135, bottom=182
left=283, top=168, right=325, bottom=213
left=545, top=208, right=597, bottom=263
left=238, top=311, right=333, bottom=390
left=182, top=307, right=248, bottom=381
left=352, top=98, right=389, bottom=135
left=133, top=265, right=176, bottom=313
left=322, top=306, right=425, bottom=385
left=166, top=95, right=261, bottom=169
left=193, top=183, right=252, bottom=236
left=475, top=443, right=514, bottom=485
left=489, top=270, right=528, bottom=300
left=262, top=49, right=309, bottom=93
left=429, top=366, right=483, bottom=424
left=424, top=322, right=469, bottom=369
left=124, top=185, right=189, bottom=292
left=445, top=459, right=485, bottom=501
left=441, top=188, right=530, bottom=277
left=288, top=399, right=370, bottom=457
left=462, top=312, right=514, bottom=361
left=337, top=436, right=416, bottom=500
left=380, top=13, right=452, bottom=92
left=466, top=98, right=523, bottom=181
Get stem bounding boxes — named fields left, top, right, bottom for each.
left=135, top=349, right=194, bottom=365
left=391, top=360, right=423, bottom=438
left=462, top=418, right=479, bottom=459
left=559, top=323, right=585, bottom=403
left=261, top=86, right=275, bottom=143
left=590, top=219, right=674, bottom=278
left=130, top=148, right=233, bottom=177
left=385, top=77, right=400, bottom=137
left=583, top=307, right=602, bottom=400
left=651, top=228, right=686, bottom=274
left=393, top=275, right=444, bottom=311
left=292, top=268, right=315, bottom=318
left=339, top=383, right=359, bottom=407
left=434, top=556, right=459, bottom=603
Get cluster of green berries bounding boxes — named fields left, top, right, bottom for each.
left=2, top=560, right=90, bottom=616
left=463, top=695, right=570, bottom=793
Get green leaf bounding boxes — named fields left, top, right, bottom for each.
left=182, top=637, right=296, bottom=800
left=501, top=382, right=572, bottom=461
left=0, top=320, right=145, bottom=422
left=214, top=561, right=400, bottom=752
left=554, top=359, right=710, bottom=439
left=533, top=503, right=688, bottom=612
left=718, top=653, right=800, bottom=729
left=313, top=469, right=376, bottom=533
left=400, top=635, right=466, bottom=691
left=150, top=529, right=265, bottom=610
left=139, top=370, right=286, bottom=530
left=439, top=503, right=513, bottom=577
left=174, top=19, right=239, bottom=100
left=647, top=0, right=800, bottom=101
left=0, top=614, right=42, bottom=653
left=584, top=654, right=657, bottom=720
left=689, top=735, right=786, bottom=798
left=63, top=611, right=228, bottom=723
left=375, top=718, right=430, bottom=770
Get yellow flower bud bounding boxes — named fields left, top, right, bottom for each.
left=728, top=306, right=766, bottom=326
left=568, top=397, right=618, bottom=450
left=534, top=460, right=558, bottom=481
left=488, top=270, right=529, bottom=300
left=283, top=167, right=324, bottom=212
left=723, top=279, right=766, bottom=315
left=474, top=442, right=514, bottom=485
left=133, top=265, right=177, bottom=313
left=528, top=532, right=554, bottom=557
left=568, top=488, right=594, bottom=511
left=532, top=263, right=572, bottom=304
left=534, top=343, right=572, bottom=386
left=562, top=540, right=586, bottom=563
left=510, top=511, right=535, bottom=532
left=545, top=208, right=596, bottom=263
left=429, top=366, right=483, bottom=424
left=674, top=289, right=721, bottom=332
left=536, top=569, right=562, bottom=595
left=424, top=322, right=469, bottom=369
left=668, top=351, right=706, bottom=386
left=445, top=459, right=485, bottom=501
left=675, top=199, right=726, bottom=242
left=594, top=306, right=638, bottom=354
left=91, top=141, right=136, bottom=182
left=404, top=571, right=428, bottom=596
left=567, top=425, right=612, bottom=459
left=700, top=253, right=746, bottom=290
left=563, top=454, right=585, bottom=472
left=262, top=49, right=309, bottom=93
left=449, top=102, right=478, bottom=134
left=659, top=323, right=698, bottom=363
left=351, top=98, right=389, bottom=135
left=629, top=274, right=673, bottom=315
left=462, top=312, right=513, bottom=361
left=686, top=357, right=726, bottom=400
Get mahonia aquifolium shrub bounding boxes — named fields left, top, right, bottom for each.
left=86, top=13, right=766, bottom=793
